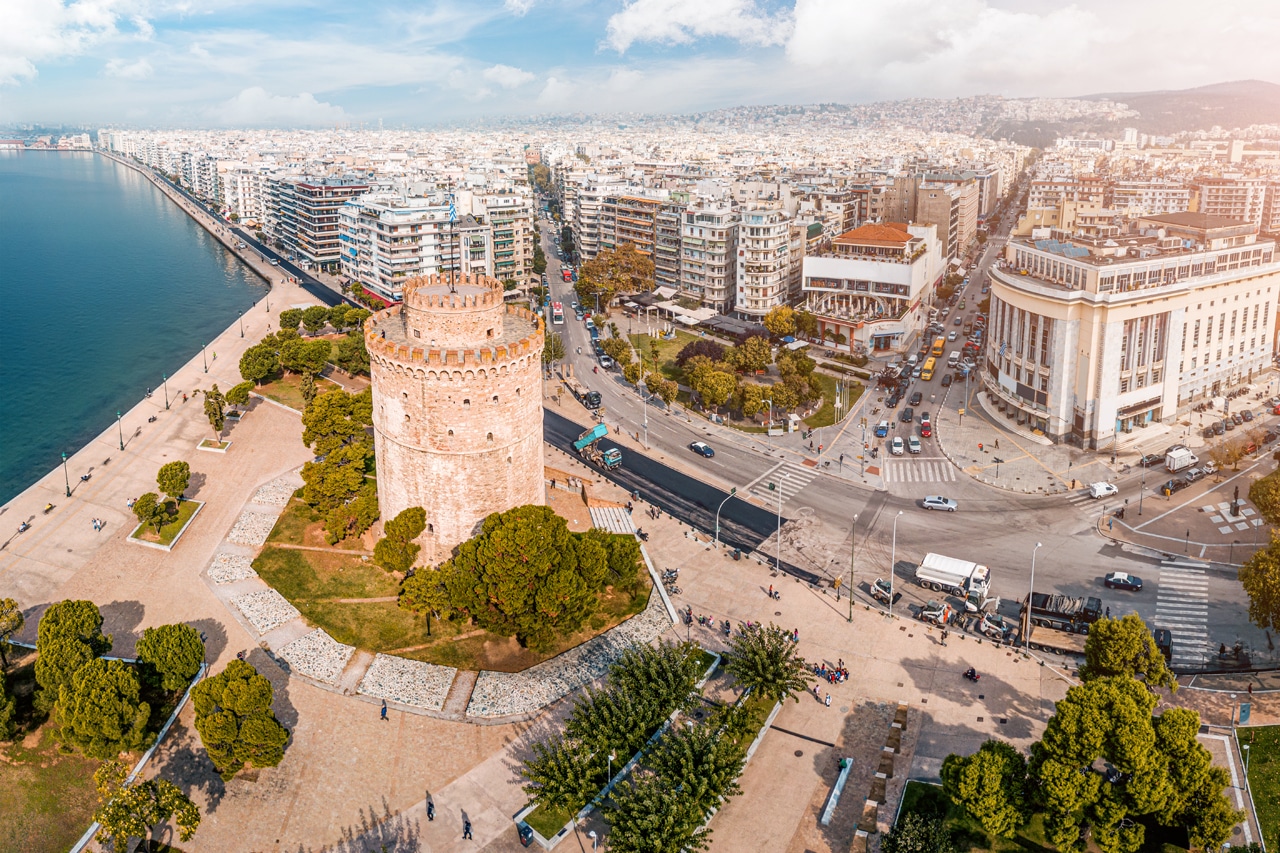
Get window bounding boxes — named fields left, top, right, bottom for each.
left=1220, top=313, right=1226, bottom=341
left=1152, top=368, right=1162, bottom=383
left=463, top=399, right=470, bottom=407
left=1120, top=378, right=1129, bottom=393
left=1193, top=319, right=1200, bottom=347
left=487, top=432, right=494, bottom=442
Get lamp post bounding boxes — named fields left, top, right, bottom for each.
left=116, top=411, right=124, bottom=451
left=202, top=342, right=208, bottom=373
left=714, top=488, right=737, bottom=549
left=1139, top=464, right=1146, bottom=515
left=848, top=513, right=858, bottom=623
left=239, top=310, right=245, bottom=337
left=774, top=475, right=789, bottom=574
left=1023, top=542, right=1044, bottom=643
left=887, top=510, right=903, bottom=615
left=162, top=373, right=170, bottom=410
left=61, top=452, right=71, bottom=498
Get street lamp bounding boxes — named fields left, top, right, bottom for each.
left=887, top=510, right=904, bottom=616
left=202, top=342, right=208, bottom=373
left=1023, top=542, right=1044, bottom=642
left=116, top=411, right=124, bottom=451
left=1139, top=464, right=1146, bottom=515
left=714, top=488, right=737, bottom=549
left=773, top=475, right=789, bottom=574
left=61, top=452, right=71, bottom=498
left=162, top=373, right=170, bottom=410
left=1244, top=743, right=1251, bottom=775
left=848, top=514, right=858, bottom=623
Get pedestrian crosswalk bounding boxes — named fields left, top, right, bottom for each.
left=746, top=462, right=820, bottom=505
left=882, top=457, right=957, bottom=484
left=1063, top=490, right=1113, bottom=519
left=1154, top=566, right=1210, bottom=666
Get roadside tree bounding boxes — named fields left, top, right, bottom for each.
left=191, top=659, right=290, bottom=781
left=1080, top=613, right=1175, bottom=690
left=693, top=369, right=738, bottom=410
left=156, top=461, right=191, bottom=504
left=1239, top=532, right=1280, bottom=631
left=132, top=492, right=167, bottom=534
left=226, top=380, right=254, bottom=413
left=34, top=599, right=111, bottom=712
left=576, top=243, right=654, bottom=312
left=649, top=377, right=679, bottom=406
left=239, top=342, right=280, bottom=385
left=136, top=623, right=205, bottom=692
left=278, top=308, right=305, bottom=332
left=623, top=362, right=642, bottom=386
left=374, top=506, right=427, bottom=574
left=723, top=623, right=812, bottom=702
left=0, top=597, right=24, bottom=670
left=1249, top=470, right=1280, bottom=525
left=202, top=384, right=226, bottom=442
left=56, top=657, right=151, bottom=759
left=794, top=310, right=819, bottom=339
left=941, top=739, right=1029, bottom=841
left=93, top=760, right=200, bottom=851
left=763, top=306, right=797, bottom=338
left=543, top=331, right=566, bottom=365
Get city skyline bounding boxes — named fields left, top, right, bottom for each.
left=4, top=0, right=1279, bottom=127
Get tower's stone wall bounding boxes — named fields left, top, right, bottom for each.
left=366, top=274, right=544, bottom=563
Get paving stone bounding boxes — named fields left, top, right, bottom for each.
left=358, top=654, right=456, bottom=711
left=280, top=629, right=356, bottom=685
left=232, top=589, right=300, bottom=635
left=208, top=552, right=258, bottom=584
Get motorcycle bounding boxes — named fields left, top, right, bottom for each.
left=17, top=521, right=30, bottom=533
left=148, top=415, right=158, bottom=423
left=43, top=503, right=55, bottom=515
left=963, top=667, right=980, bottom=682
left=636, top=528, right=649, bottom=542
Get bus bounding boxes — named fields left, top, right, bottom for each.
left=931, top=336, right=946, bottom=357
left=921, top=357, right=936, bottom=381
left=551, top=302, right=565, bottom=325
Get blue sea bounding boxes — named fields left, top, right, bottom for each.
left=1, top=150, right=266, bottom=505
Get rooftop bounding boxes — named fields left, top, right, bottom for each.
left=834, top=222, right=912, bottom=246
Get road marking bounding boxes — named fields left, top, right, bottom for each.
left=883, top=458, right=957, bottom=484
left=1154, top=564, right=1210, bottom=664
left=744, top=461, right=820, bottom=506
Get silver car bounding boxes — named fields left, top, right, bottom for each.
left=922, top=495, right=958, bottom=512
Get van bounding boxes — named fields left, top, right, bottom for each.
left=906, top=354, right=919, bottom=367
left=947, top=351, right=960, bottom=368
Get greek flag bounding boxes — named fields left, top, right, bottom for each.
left=999, top=342, right=1009, bottom=359
left=447, top=195, right=457, bottom=223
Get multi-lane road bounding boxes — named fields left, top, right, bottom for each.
left=535, top=214, right=1266, bottom=668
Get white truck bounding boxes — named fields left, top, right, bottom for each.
left=1165, top=447, right=1198, bottom=473
left=914, top=552, right=992, bottom=602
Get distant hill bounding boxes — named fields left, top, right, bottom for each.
left=1079, top=80, right=1280, bottom=134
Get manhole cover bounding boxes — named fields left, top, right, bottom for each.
left=977, top=716, right=984, bottom=722
left=795, top=750, right=804, bottom=757
left=775, top=611, right=782, bottom=616
left=840, top=706, right=849, bottom=712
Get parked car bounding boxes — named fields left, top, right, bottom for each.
left=1089, top=482, right=1118, bottom=499
left=1104, top=572, right=1144, bottom=591
left=901, top=407, right=915, bottom=423
left=875, top=420, right=890, bottom=438
left=886, top=394, right=900, bottom=408
left=909, top=392, right=923, bottom=406
left=598, top=355, right=615, bottom=369
left=1138, top=453, right=1163, bottom=468
left=688, top=441, right=715, bottom=458
left=1213, top=422, right=1226, bottom=435
left=1243, top=409, right=1255, bottom=422
left=941, top=374, right=953, bottom=387
left=890, top=436, right=905, bottom=456
left=1184, top=468, right=1205, bottom=483
left=908, top=435, right=922, bottom=454
left=1202, top=461, right=1218, bottom=474
left=922, top=495, right=958, bottom=512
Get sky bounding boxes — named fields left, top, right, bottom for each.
left=2, top=0, right=1278, bottom=128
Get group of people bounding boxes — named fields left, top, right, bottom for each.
left=814, top=659, right=849, bottom=685
left=91, top=517, right=105, bottom=532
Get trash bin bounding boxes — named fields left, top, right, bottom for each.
left=732, top=549, right=741, bottom=561
left=518, top=823, right=534, bottom=847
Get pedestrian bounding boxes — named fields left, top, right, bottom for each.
left=551, top=478, right=556, bottom=490
left=1248, top=683, right=1254, bottom=696
left=941, top=629, right=949, bottom=646
left=1108, top=517, right=1114, bottom=531
left=427, top=800, right=435, bottom=821
left=769, top=584, right=773, bottom=597
left=814, top=683, right=822, bottom=698
left=380, top=701, right=388, bottom=721
left=825, top=693, right=832, bottom=707
left=1105, top=607, right=1111, bottom=618
left=463, top=818, right=473, bottom=840
left=1072, top=478, right=1077, bottom=489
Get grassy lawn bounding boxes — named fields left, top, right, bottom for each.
left=253, top=372, right=344, bottom=411
left=525, top=803, right=575, bottom=840
left=804, top=373, right=864, bottom=429
left=266, top=496, right=370, bottom=551
left=0, top=654, right=102, bottom=853
left=130, top=498, right=201, bottom=547
left=252, top=541, right=653, bottom=673
left=198, top=438, right=230, bottom=449
left=1243, top=726, right=1280, bottom=850
left=628, top=329, right=701, bottom=383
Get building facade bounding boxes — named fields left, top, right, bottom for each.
left=679, top=204, right=738, bottom=313
left=984, top=213, right=1278, bottom=448
left=735, top=207, right=799, bottom=320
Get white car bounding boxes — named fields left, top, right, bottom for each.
left=907, top=435, right=922, bottom=454
left=599, top=355, right=615, bottom=369
left=948, top=331, right=958, bottom=341
left=890, top=436, right=905, bottom=456
left=922, top=496, right=958, bottom=512
left=1088, top=482, right=1118, bottom=499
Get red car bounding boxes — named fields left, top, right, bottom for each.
left=920, top=419, right=932, bottom=437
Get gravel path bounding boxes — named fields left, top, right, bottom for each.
left=280, top=629, right=356, bottom=685
left=252, top=475, right=302, bottom=507
left=232, top=589, right=300, bottom=635
left=207, top=552, right=258, bottom=584
left=357, top=655, right=457, bottom=711
left=228, top=508, right=279, bottom=545
left=467, top=591, right=673, bottom=719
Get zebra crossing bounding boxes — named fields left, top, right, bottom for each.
left=1063, top=490, right=1109, bottom=517
left=882, top=456, right=957, bottom=485
left=1154, top=566, right=1210, bottom=666
left=745, top=462, right=821, bottom=505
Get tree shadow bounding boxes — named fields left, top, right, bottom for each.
left=98, top=598, right=147, bottom=657
left=249, top=646, right=300, bottom=731
left=186, top=472, right=209, bottom=500
left=282, top=798, right=423, bottom=853
left=155, top=729, right=229, bottom=816
left=189, top=617, right=228, bottom=664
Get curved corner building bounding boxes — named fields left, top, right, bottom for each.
left=366, top=273, right=544, bottom=562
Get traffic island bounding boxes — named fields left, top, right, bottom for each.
left=127, top=499, right=204, bottom=551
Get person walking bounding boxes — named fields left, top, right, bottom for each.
left=426, top=800, right=435, bottom=821
left=380, top=701, right=388, bottom=721
left=825, top=693, right=832, bottom=707
left=940, top=629, right=949, bottom=647
left=462, top=818, right=473, bottom=840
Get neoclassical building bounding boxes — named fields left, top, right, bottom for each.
left=365, top=273, right=545, bottom=562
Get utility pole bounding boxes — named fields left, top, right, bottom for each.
left=848, top=514, right=858, bottom=623
left=887, top=511, right=903, bottom=616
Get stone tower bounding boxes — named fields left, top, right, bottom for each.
left=366, top=273, right=544, bottom=563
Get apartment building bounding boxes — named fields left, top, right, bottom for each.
left=1194, top=177, right=1267, bottom=228
left=338, top=194, right=492, bottom=302
left=603, top=192, right=664, bottom=255
left=680, top=204, right=738, bottom=312
left=801, top=222, right=943, bottom=354
left=464, top=189, right=535, bottom=287
left=271, top=178, right=369, bottom=271
left=735, top=207, right=800, bottom=320
left=985, top=213, right=1279, bottom=448
left=1109, top=180, right=1192, bottom=216
left=220, top=168, right=268, bottom=224
left=916, top=180, right=979, bottom=260
left=655, top=198, right=684, bottom=291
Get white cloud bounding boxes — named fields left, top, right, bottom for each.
left=605, top=0, right=793, bottom=52
left=504, top=0, right=535, bottom=15
left=482, top=63, right=535, bottom=89
left=208, top=87, right=346, bottom=127
left=104, top=56, right=152, bottom=79
left=0, top=0, right=138, bottom=85
left=536, top=75, right=575, bottom=108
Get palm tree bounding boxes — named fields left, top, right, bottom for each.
left=723, top=623, right=813, bottom=703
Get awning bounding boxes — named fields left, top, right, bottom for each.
left=675, top=315, right=699, bottom=326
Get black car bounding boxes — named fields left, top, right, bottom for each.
left=900, top=407, right=915, bottom=423
left=1138, top=453, right=1163, bottom=468
left=909, top=392, right=923, bottom=406
left=1265, top=430, right=1278, bottom=444
left=941, top=374, right=953, bottom=387
left=886, top=394, right=900, bottom=408
left=1104, top=572, right=1144, bottom=591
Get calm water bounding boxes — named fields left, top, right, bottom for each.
left=1, top=151, right=266, bottom=505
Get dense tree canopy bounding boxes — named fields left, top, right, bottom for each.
left=942, top=739, right=1029, bottom=840
left=132, top=492, right=167, bottom=534
left=192, top=659, right=290, bottom=781
left=278, top=308, right=305, bottom=333
left=0, top=597, right=24, bottom=670
left=323, top=483, right=379, bottom=545
left=225, top=380, right=254, bottom=410
left=239, top=342, right=281, bottom=385
left=35, top=599, right=111, bottom=712
left=0, top=669, right=16, bottom=740
left=1239, top=530, right=1280, bottom=631
left=56, top=657, right=151, bottom=759
left=723, top=623, right=812, bottom=703
left=1080, top=614, right=1176, bottom=690
left=674, top=338, right=726, bottom=367
left=575, top=243, right=655, bottom=312
left=763, top=306, right=797, bottom=337
left=94, top=760, right=200, bottom=851
left=156, top=461, right=191, bottom=504
left=1249, top=470, right=1280, bottom=525
left=301, top=387, right=373, bottom=459
left=374, top=507, right=426, bottom=574
left=136, top=623, right=205, bottom=692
